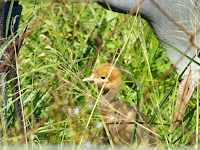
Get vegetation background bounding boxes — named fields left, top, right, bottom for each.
left=1, top=0, right=199, bottom=148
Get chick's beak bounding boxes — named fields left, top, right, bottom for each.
left=82, top=76, right=95, bottom=83
left=171, top=70, right=197, bottom=132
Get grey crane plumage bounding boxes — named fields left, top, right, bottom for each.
left=98, top=0, right=200, bottom=132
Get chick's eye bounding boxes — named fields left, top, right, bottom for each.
left=198, top=51, right=200, bottom=58
left=100, top=76, right=106, bottom=80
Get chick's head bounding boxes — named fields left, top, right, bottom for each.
left=83, top=63, right=122, bottom=91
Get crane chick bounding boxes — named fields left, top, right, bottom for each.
left=83, top=63, right=158, bottom=146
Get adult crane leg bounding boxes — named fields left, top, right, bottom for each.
left=3, top=1, right=25, bottom=135
left=0, top=0, right=8, bottom=137
left=8, top=51, right=24, bottom=134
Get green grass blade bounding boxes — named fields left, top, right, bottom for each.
left=5, top=0, right=14, bottom=38
left=148, top=83, right=175, bottom=125
left=130, top=89, right=140, bottom=146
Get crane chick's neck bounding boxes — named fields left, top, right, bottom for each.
left=102, top=83, right=121, bottom=102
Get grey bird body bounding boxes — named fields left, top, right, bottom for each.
left=99, top=0, right=200, bottom=77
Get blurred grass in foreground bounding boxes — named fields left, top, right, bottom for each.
left=1, top=1, right=198, bottom=148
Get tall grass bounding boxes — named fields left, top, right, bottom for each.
left=0, top=1, right=198, bottom=148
